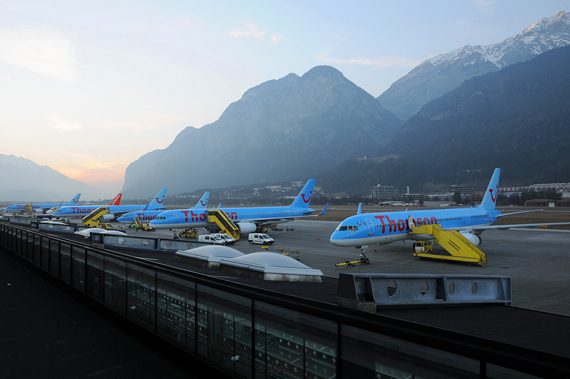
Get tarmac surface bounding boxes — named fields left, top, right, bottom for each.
left=126, top=218, right=570, bottom=317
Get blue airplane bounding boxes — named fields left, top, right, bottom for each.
left=116, top=191, right=210, bottom=224
left=52, top=189, right=168, bottom=220
left=2, top=193, right=81, bottom=213
left=330, top=168, right=570, bottom=250
left=149, top=179, right=328, bottom=233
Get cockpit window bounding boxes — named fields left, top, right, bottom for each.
left=336, top=225, right=358, bottom=232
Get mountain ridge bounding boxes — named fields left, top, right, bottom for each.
left=0, top=154, right=94, bottom=202
left=378, top=10, right=570, bottom=120
left=121, top=66, right=402, bottom=198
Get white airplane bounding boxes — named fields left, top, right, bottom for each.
left=149, top=179, right=328, bottom=234
left=330, top=168, right=570, bottom=249
left=116, top=191, right=210, bottom=224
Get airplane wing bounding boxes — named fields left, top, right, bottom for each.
left=240, top=218, right=296, bottom=226
left=448, top=222, right=570, bottom=232
left=495, top=209, right=543, bottom=218
left=242, top=203, right=329, bottom=225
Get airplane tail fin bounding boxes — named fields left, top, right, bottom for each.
left=65, top=193, right=81, bottom=205
left=109, top=193, right=122, bottom=206
left=193, top=192, right=210, bottom=209
left=146, top=189, right=168, bottom=210
left=480, top=168, right=501, bottom=210
left=290, top=179, right=316, bottom=208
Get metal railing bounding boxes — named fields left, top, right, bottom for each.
left=1, top=221, right=568, bottom=378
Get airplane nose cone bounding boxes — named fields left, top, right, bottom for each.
left=329, top=232, right=338, bottom=244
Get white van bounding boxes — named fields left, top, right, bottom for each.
left=248, top=233, right=274, bottom=245
left=198, top=234, right=226, bottom=245
left=211, top=233, right=236, bottom=245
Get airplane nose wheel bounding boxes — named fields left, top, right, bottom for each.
left=359, top=245, right=370, bottom=264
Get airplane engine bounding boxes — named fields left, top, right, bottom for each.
left=237, top=222, right=256, bottom=234
left=102, top=214, right=116, bottom=221
left=459, top=231, right=482, bottom=246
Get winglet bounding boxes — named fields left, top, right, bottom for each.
left=480, top=168, right=501, bottom=210
left=193, top=191, right=210, bottom=209
left=357, top=203, right=362, bottom=215
left=316, top=203, right=329, bottom=217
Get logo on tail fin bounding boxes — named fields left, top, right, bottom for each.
left=200, top=200, right=207, bottom=206
left=302, top=191, right=313, bottom=203
left=489, top=188, right=497, bottom=203
left=156, top=197, right=164, bottom=204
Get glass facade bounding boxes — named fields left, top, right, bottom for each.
left=0, top=223, right=562, bottom=379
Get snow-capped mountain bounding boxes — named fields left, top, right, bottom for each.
left=378, top=11, right=570, bottom=121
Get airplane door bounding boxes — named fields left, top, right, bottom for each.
left=366, top=218, right=374, bottom=235
left=173, top=213, right=179, bottom=224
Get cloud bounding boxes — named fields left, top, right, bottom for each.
left=0, top=28, right=80, bottom=82
left=228, top=21, right=267, bottom=40
left=271, top=33, right=286, bottom=45
left=96, top=113, right=180, bottom=131
left=316, top=53, right=420, bottom=68
left=47, top=115, right=84, bottom=131
left=470, top=0, right=498, bottom=16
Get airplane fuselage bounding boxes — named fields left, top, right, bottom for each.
left=330, top=206, right=502, bottom=247
left=149, top=206, right=316, bottom=229
left=53, top=205, right=165, bottom=218
left=117, top=210, right=165, bottom=223
left=5, top=204, right=56, bottom=211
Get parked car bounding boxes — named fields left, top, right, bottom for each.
left=248, top=233, right=274, bottom=245
left=199, top=234, right=226, bottom=245
left=211, top=233, right=236, bottom=245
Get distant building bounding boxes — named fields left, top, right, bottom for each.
left=500, top=183, right=570, bottom=193
left=371, top=185, right=400, bottom=199
left=525, top=199, right=557, bottom=207
left=442, top=185, right=475, bottom=195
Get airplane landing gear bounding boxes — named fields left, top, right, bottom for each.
left=359, top=245, right=370, bottom=264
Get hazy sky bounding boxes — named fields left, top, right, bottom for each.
left=1, top=0, right=568, bottom=195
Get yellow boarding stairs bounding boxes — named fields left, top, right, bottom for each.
left=206, top=209, right=239, bottom=240
left=82, top=207, right=112, bottom=228
left=25, top=204, right=34, bottom=216
left=410, top=223, right=487, bottom=266
left=206, top=210, right=240, bottom=240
